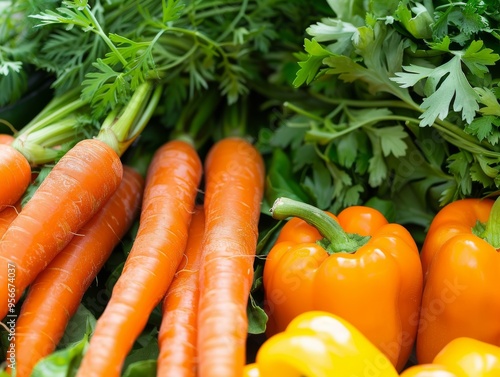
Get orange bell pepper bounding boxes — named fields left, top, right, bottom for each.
left=416, top=197, right=500, bottom=364
left=401, top=337, right=500, bottom=377
left=244, top=311, right=399, bottom=377
left=263, top=197, right=423, bottom=371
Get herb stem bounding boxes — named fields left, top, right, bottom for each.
left=216, top=0, right=248, bottom=42
left=82, top=5, right=128, bottom=67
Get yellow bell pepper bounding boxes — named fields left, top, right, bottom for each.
left=244, top=311, right=398, bottom=377
left=400, top=337, right=500, bottom=377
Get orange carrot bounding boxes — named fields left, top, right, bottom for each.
left=157, top=204, right=205, bottom=377
left=76, top=139, right=202, bottom=377
left=7, top=166, right=144, bottom=377
left=0, top=201, right=21, bottom=239
left=0, top=134, right=15, bottom=145
left=0, top=144, right=31, bottom=212
left=197, top=137, right=265, bottom=377
left=0, top=138, right=123, bottom=320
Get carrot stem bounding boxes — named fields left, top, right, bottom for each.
left=97, top=82, right=163, bottom=156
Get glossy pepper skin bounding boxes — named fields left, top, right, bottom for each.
left=401, top=337, right=500, bottom=377
left=416, top=198, right=500, bottom=364
left=243, top=311, right=399, bottom=377
left=263, top=198, right=423, bottom=371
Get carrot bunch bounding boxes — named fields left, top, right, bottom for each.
left=1, top=132, right=265, bottom=377
left=76, top=136, right=264, bottom=377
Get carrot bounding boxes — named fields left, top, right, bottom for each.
left=0, top=134, right=15, bottom=145
left=6, top=166, right=144, bottom=377
left=196, top=137, right=265, bottom=377
left=0, top=138, right=123, bottom=321
left=0, top=144, right=31, bottom=212
left=157, top=204, right=205, bottom=377
left=76, top=139, right=202, bottom=377
left=0, top=201, right=21, bottom=239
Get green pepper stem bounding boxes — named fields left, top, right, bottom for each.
left=480, top=197, right=500, bottom=249
left=270, top=197, right=369, bottom=253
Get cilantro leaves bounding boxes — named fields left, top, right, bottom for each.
left=279, top=0, right=500, bottom=219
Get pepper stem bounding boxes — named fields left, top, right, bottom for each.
left=270, top=197, right=370, bottom=254
left=479, top=196, right=500, bottom=249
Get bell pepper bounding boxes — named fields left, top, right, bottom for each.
left=401, top=337, right=500, bottom=377
left=244, top=310, right=399, bottom=377
left=416, top=197, right=500, bottom=364
left=263, top=197, right=423, bottom=371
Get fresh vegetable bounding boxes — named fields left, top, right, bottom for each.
left=263, top=197, right=422, bottom=370
left=0, top=143, right=31, bottom=211
left=244, top=310, right=398, bottom=377
left=420, top=198, right=494, bottom=276
left=401, top=337, right=500, bottom=377
left=7, top=166, right=144, bottom=377
left=0, top=137, right=123, bottom=320
left=197, top=137, right=265, bottom=377
left=76, top=139, right=202, bottom=377
left=416, top=197, right=500, bottom=364
left=0, top=76, right=160, bottom=320
left=157, top=205, right=204, bottom=377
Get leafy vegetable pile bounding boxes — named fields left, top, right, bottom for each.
left=1, top=0, right=500, bottom=375
left=260, top=0, right=500, bottom=230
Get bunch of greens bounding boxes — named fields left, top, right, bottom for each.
left=3, top=0, right=324, bottom=121
left=0, top=0, right=59, bottom=107
left=260, top=0, right=500, bottom=228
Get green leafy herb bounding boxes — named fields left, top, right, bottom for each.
left=281, top=0, right=500, bottom=213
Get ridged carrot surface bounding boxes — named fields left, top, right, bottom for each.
left=7, top=166, right=144, bottom=377
left=0, top=138, right=123, bottom=320
left=0, top=201, right=21, bottom=239
left=0, top=144, right=31, bottom=212
left=76, top=140, right=202, bottom=377
left=197, top=137, right=265, bottom=377
left=157, top=205, right=205, bottom=377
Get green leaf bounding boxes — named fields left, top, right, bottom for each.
left=31, top=331, right=89, bottom=377
left=123, top=360, right=157, bottom=377
left=343, top=184, right=364, bottom=206
left=58, top=305, right=97, bottom=348
left=303, top=160, right=336, bottom=209
left=465, top=115, right=500, bottom=142
left=392, top=55, right=479, bottom=126
left=123, top=329, right=159, bottom=372
left=265, top=149, right=310, bottom=206
left=372, top=125, right=408, bottom=157
left=336, top=131, right=358, bottom=168
left=247, top=293, right=267, bottom=335
left=326, top=0, right=366, bottom=23
left=293, top=39, right=332, bottom=87
left=461, top=40, right=500, bottom=78
left=470, top=160, right=494, bottom=187
left=394, top=2, right=432, bottom=39
left=81, top=59, right=129, bottom=116
left=447, top=151, right=473, bottom=195
left=475, top=87, right=500, bottom=116
left=367, top=150, right=387, bottom=187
